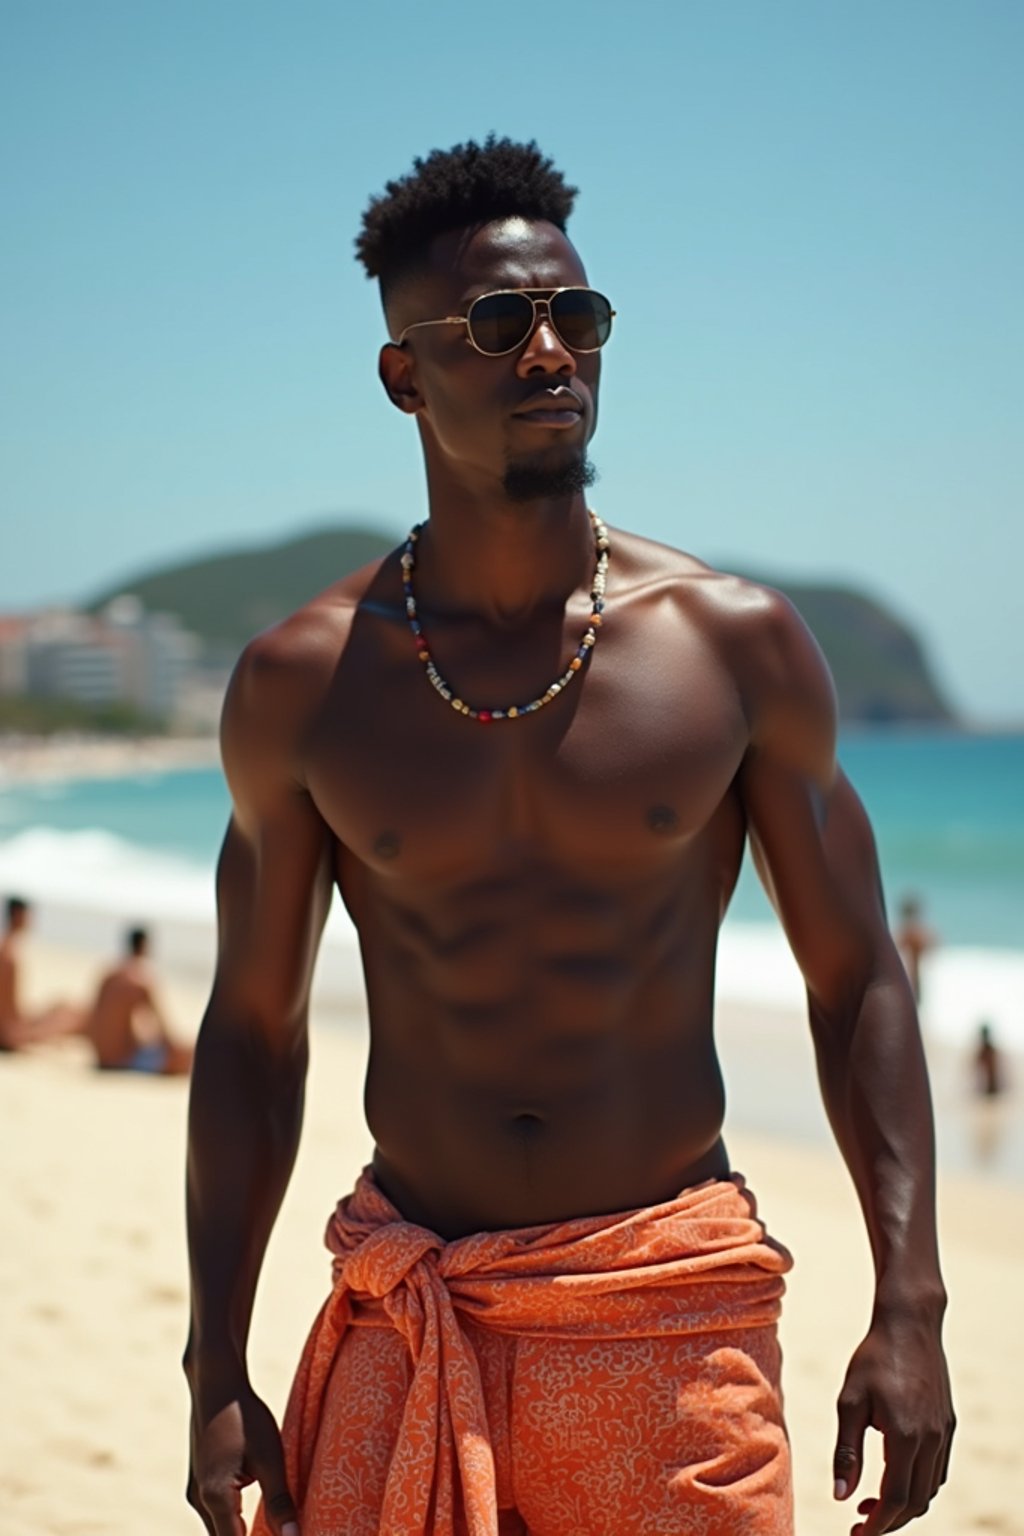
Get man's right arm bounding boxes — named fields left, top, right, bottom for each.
left=184, top=628, right=334, bottom=1536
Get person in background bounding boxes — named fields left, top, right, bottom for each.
left=895, top=894, right=938, bottom=1005
left=0, top=895, right=85, bottom=1050
left=84, top=925, right=192, bottom=1076
left=973, top=1021, right=1005, bottom=1098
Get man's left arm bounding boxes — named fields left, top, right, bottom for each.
left=735, top=591, right=955, bottom=1536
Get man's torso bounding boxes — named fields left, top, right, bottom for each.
left=253, top=527, right=781, bottom=1237
left=86, top=963, right=153, bottom=1066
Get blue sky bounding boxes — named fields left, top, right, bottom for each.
left=2, top=1, right=1021, bottom=722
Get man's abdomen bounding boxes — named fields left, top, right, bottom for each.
left=363, top=974, right=730, bottom=1238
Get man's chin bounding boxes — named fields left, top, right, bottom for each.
left=502, top=452, right=598, bottom=503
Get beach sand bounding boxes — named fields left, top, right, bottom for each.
left=2, top=941, right=1020, bottom=1536
left=0, top=732, right=219, bottom=788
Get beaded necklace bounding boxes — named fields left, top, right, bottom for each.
left=400, top=509, right=610, bottom=722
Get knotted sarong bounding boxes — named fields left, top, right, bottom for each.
left=254, top=1169, right=794, bottom=1535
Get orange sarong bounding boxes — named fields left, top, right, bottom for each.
left=254, top=1170, right=795, bottom=1535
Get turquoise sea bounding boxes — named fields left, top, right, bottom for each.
left=736, top=730, right=1024, bottom=949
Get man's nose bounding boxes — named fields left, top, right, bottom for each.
left=515, top=312, right=576, bottom=377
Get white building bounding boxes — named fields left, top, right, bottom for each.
left=112, top=599, right=201, bottom=722
left=17, top=601, right=201, bottom=724
left=0, top=618, right=29, bottom=695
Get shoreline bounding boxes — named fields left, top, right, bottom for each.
left=0, top=731, right=219, bottom=787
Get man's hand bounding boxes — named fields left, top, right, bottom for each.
left=187, top=1381, right=299, bottom=1536
left=833, top=1310, right=955, bottom=1534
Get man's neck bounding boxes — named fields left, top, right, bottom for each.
left=414, top=488, right=596, bottom=627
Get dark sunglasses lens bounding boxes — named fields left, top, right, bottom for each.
left=468, top=292, right=535, bottom=354
left=551, top=290, right=613, bottom=350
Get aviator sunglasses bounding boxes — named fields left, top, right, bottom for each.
left=397, top=286, right=616, bottom=357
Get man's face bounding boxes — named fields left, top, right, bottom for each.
left=381, top=218, right=602, bottom=498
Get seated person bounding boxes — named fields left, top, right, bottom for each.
left=84, top=925, right=193, bottom=1075
left=0, top=895, right=85, bottom=1050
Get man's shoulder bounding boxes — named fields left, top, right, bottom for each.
left=615, top=527, right=797, bottom=634
left=617, top=527, right=834, bottom=731
left=230, top=546, right=399, bottom=699
left=221, top=546, right=399, bottom=768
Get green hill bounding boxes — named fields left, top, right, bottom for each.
left=89, top=522, right=955, bottom=725
left=733, top=570, right=953, bottom=725
left=89, top=524, right=397, bottom=658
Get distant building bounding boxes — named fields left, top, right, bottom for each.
left=25, top=609, right=132, bottom=706
left=175, top=665, right=232, bottom=734
left=4, top=600, right=202, bottom=726
left=103, top=596, right=201, bottom=722
left=0, top=617, right=29, bottom=695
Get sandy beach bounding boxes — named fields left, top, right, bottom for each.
left=2, top=939, right=1020, bottom=1536
left=0, top=733, right=220, bottom=788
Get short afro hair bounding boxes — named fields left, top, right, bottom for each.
left=356, top=135, right=578, bottom=299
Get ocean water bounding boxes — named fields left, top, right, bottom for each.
left=733, top=731, right=1024, bottom=949
left=0, top=732, right=1021, bottom=1051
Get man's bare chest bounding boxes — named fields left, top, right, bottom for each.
left=303, top=606, right=751, bottom=885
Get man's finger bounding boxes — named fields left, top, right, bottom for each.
left=262, top=1485, right=300, bottom=1536
left=856, top=1431, right=915, bottom=1535
left=196, top=1476, right=246, bottom=1536
left=834, top=1389, right=870, bottom=1501
left=249, top=1421, right=299, bottom=1536
left=852, top=1497, right=878, bottom=1536
left=185, top=1477, right=218, bottom=1536
left=870, top=1455, right=937, bottom=1531
left=907, top=1434, right=944, bottom=1525
left=889, top=1430, right=947, bottom=1529
left=938, top=1417, right=956, bottom=1486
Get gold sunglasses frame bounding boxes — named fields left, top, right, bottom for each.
left=396, top=286, right=616, bottom=357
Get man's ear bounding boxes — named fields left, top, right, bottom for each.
left=378, top=343, right=423, bottom=415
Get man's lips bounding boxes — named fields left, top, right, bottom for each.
left=512, top=389, right=585, bottom=428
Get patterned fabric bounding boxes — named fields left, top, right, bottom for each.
left=253, top=1170, right=795, bottom=1535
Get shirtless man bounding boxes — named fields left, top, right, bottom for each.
left=84, top=925, right=192, bottom=1074
left=972, top=1021, right=1004, bottom=1098
left=895, top=895, right=938, bottom=1005
left=0, top=895, right=83, bottom=1050
left=185, top=138, right=953, bottom=1536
